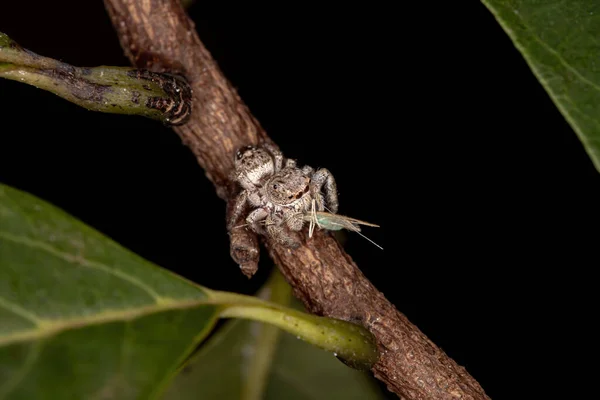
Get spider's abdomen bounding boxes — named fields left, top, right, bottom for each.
left=235, top=146, right=274, bottom=185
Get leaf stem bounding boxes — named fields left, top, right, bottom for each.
left=0, top=32, right=191, bottom=125
left=213, top=284, right=380, bottom=370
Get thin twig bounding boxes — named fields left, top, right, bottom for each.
left=0, top=32, right=191, bottom=125
left=102, top=1, right=490, bottom=398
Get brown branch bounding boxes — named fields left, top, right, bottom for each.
left=102, top=1, right=490, bottom=399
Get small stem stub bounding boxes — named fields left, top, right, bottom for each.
left=227, top=197, right=260, bottom=278
left=0, top=31, right=192, bottom=126
left=126, top=69, right=193, bottom=126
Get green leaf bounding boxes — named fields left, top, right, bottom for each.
left=481, top=0, right=600, bottom=172
left=163, top=275, right=384, bottom=400
left=0, top=183, right=379, bottom=399
left=0, top=184, right=220, bottom=399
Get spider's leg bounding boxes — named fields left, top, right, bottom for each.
left=285, top=158, right=297, bottom=168
left=262, top=142, right=284, bottom=172
left=315, top=193, right=325, bottom=212
left=285, top=211, right=304, bottom=232
left=227, top=190, right=248, bottom=230
left=235, top=171, right=259, bottom=192
left=266, top=217, right=301, bottom=248
left=302, top=166, right=325, bottom=211
left=247, top=192, right=262, bottom=207
left=246, top=208, right=269, bottom=235
left=310, top=168, right=338, bottom=213
left=301, top=165, right=313, bottom=175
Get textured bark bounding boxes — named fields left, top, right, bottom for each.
left=103, top=1, right=490, bottom=399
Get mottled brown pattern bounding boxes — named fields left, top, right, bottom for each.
left=103, top=1, right=490, bottom=398
left=39, top=65, right=111, bottom=103
left=226, top=197, right=260, bottom=278
left=127, top=69, right=192, bottom=125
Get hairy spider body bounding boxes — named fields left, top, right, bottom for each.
left=228, top=144, right=338, bottom=247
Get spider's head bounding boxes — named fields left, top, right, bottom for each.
left=235, top=145, right=275, bottom=185
left=266, top=169, right=310, bottom=205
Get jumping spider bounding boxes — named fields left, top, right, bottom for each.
left=228, top=144, right=338, bottom=248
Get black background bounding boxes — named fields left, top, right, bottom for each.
left=1, top=2, right=598, bottom=398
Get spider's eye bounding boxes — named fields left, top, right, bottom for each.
left=236, top=145, right=254, bottom=160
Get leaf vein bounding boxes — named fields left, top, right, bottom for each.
left=0, top=230, right=164, bottom=302
left=0, top=299, right=208, bottom=347
left=271, top=366, right=321, bottom=399
left=0, top=295, right=43, bottom=326
left=509, top=5, right=600, bottom=92
left=0, top=340, right=44, bottom=400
